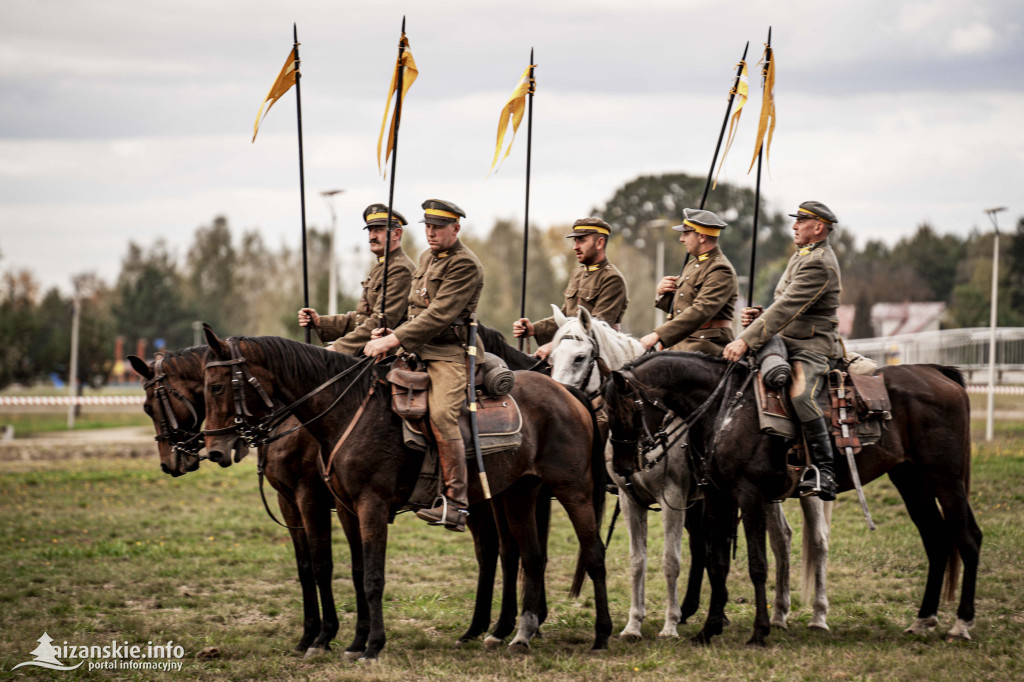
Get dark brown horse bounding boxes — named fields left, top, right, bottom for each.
left=129, top=345, right=534, bottom=656
left=605, top=352, right=981, bottom=646
left=129, top=348, right=342, bottom=657
left=201, top=327, right=611, bottom=660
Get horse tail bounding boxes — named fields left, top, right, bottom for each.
left=943, top=380, right=972, bottom=603
left=801, top=500, right=833, bottom=604
left=566, top=385, right=606, bottom=599
left=930, top=364, right=966, bottom=388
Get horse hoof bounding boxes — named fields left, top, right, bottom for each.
left=483, top=636, right=503, bottom=651
left=589, top=646, right=610, bottom=656
left=303, top=647, right=327, bottom=659
left=946, top=618, right=974, bottom=642
left=342, top=650, right=363, bottom=662
left=904, top=616, right=939, bottom=636
left=770, top=617, right=788, bottom=630
left=619, top=632, right=642, bottom=643
left=357, top=656, right=377, bottom=664
left=656, top=630, right=680, bottom=640
left=508, top=640, right=530, bottom=655
left=690, top=632, right=712, bottom=646
left=808, top=622, right=830, bottom=633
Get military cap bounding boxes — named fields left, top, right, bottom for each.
left=363, top=203, right=407, bottom=229
left=566, top=217, right=613, bottom=238
left=420, top=199, right=466, bottom=225
left=788, top=201, right=837, bottom=225
left=672, top=208, right=728, bottom=237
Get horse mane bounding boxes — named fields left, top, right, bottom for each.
left=621, top=350, right=728, bottom=374
left=929, top=364, right=966, bottom=388
left=553, top=315, right=645, bottom=367
left=239, top=335, right=378, bottom=399
left=157, top=345, right=206, bottom=381
left=476, top=323, right=537, bottom=371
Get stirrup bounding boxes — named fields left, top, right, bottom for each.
left=416, top=496, right=468, bottom=531
left=798, top=464, right=822, bottom=497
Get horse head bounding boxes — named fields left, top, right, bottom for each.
left=201, top=324, right=271, bottom=468
left=129, top=351, right=205, bottom=477
left=603, top=369, right=671, bottom=481
left=548, top=314, right=602, bottom=395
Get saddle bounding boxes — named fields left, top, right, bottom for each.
left=385, top=353, right=523, bottom=512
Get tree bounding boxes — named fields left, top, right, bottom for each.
left=183, top=215, right=239, bottom=334
left=111, top=240, right=192, bottom=352
left=0, top=269, right=41, bottom=388
left=890, top=223, right=962, bottom=303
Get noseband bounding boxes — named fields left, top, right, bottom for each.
left=143, top=355, right=205, bottom=468
left=558, top=330, right=611, bottom=399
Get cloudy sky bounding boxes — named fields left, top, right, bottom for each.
left=2, top=0, right=1021, bottom=295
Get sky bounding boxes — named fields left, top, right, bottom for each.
left=1, top=0, right=1022, bottom=296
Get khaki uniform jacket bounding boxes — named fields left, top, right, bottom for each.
left=653, top=246, right=737, bottom=355
left=394, top=239, right=485, bottom=362
left=739, top=238, right=842, bottom=358
left=314, top=247, right=415, bottom=355
left=532, top=259, right=629, bottom=344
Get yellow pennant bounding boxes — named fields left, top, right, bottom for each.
left=487, top=63, right=536, bottom=177
left=747, top=44, right=776, bottom=173
left=712, top=60, right=748, bottom=189
left=377, top=33, right=418, bottom=177
left=252, top=47, right=298, bottom=143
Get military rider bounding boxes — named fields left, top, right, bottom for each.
left=513, top=217, right=628, bottom=359
left=639, top=208, right=738, bottom=355
left=297, top=203, right=415, bottom=355
left=363, top=199, right=485, bottom=532
left=723, top=201, right=843, bottom=500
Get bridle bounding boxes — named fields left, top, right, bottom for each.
left=556, top=328, right=611, bottom=400
left=142, top=355, right=205, bottom=471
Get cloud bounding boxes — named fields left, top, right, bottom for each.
left=948, top=22, right=998, bottom=54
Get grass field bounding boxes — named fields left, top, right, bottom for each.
left=2, top=429, right=1023, bottom=681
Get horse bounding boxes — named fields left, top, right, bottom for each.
left=128, top=345, right=538, bottom=655
left=128, top=348, right=342, bottom=658
left=201, top=327, right=611, bottom=660
left=544, top=306, right=831, bottom=637
left=605, top=351, right=982, bottom=646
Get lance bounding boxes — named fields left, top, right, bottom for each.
left=518, top=48, right=536, bottom=351
left=379, top=16, right=407, bottom=334
left=293, top=23, right=311, bottom=343
left=748, top=27, right=771, bottom=307
left=670, top=44, right=750, bottom=298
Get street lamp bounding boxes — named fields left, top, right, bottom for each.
left=321, top=189, right=345, bottom=315
left=984, top=206, right=1007, bottom=442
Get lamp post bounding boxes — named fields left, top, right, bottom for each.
left=985, top=206, right=1007, bottom=442
left=321, top=189, right=345, bottom=315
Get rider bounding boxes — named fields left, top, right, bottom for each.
left=363, top=199, right=484, bottom=532
left=639, top=208, right=738, bottom=355
left=297, top=203, right=415, bottom=355
left=513, top=217, right=628, bottom=360
left=723, top=201, right=843, bottom=501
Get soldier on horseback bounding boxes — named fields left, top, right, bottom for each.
left=297, top=203, right=415, bottom=354
left=723, top=201, right=843, bottom=500
left=639, top=208, right=738, bottom=355
left=363, top=199, right=484, bottom=532
left=513, top=218, right=628, bottom=360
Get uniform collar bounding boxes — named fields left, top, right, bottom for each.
left=581, top=258, right=608, bottom=273
left=376, top=246, right=405, bottom=264
left=797, top=238, right=828, bottom=257
left=432, top=239, right=462, bottom=259
left=696, top=246, right=721, bottom=262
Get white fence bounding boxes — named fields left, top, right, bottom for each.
left=844, top=327, right=1024, bottom=384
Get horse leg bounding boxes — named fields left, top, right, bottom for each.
left=679, top=498, right=706, bottom=624
left=278, top=491, right=322, bottom=654
left=766, top=501, right=792, bottom=630
left=934, top=477, right=983, bottom=641
left=459, top=502, right=499, bottom=646
left=503, top=481, right=546, bottom=652
left=298, top=485, right=340, bottom=656
left=337, top=507, right=370, bottom=660
left=740, top=497, right=771, bottom=647
left=618, top=487, right=649, bottom=641
left=799, top=496, right=831, bottom=631
left=356, top=500, right=392, bottom=660
left=888, top=464, right=951, bottom=636
left=692, top=491, right=734, bottom=645
left=486, top=501, right=522, bottom=647
left=659, top=499, right=685, bottom=638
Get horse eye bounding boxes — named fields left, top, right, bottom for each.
left=210, top=383, right=224, bottom=396
left=143, top=404, right=153, bottom=416
left=575, top=355, right=585, bottom=364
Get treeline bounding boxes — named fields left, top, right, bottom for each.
left=2, top=173, right=1022, bottom=390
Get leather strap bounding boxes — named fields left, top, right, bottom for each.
left=699, top=319, right=732, bottom=330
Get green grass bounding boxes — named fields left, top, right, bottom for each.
left=1, top=439, right=1022, bottom=680
left=0, top=412, right=150, bottom=437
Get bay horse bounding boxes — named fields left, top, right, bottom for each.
left=546, top=306, right=831, bottom=636
left=605, top=351, right=981, bottom=646
left=128, top=346, right=537, bottom=655
left=201, top=327, right=611, bottom=660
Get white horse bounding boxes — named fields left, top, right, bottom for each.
left=546, top=305, right=831, bottom=637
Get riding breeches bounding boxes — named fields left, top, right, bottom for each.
left=788, top=350, right=831, bottom=423
left=425, top=359, right=466, bottom=441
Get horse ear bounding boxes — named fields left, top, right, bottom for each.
left=203, top=323, right=230, bottom=360
left=552, top=304, right=568, bottom=329
left=578, top=306, right=593, bottom=332
left=126, top=355, right=153, bottom=380
left=611, top=370, right=628, bottom=392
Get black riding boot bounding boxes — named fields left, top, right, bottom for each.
left=798, top=416, right=837, bottom=501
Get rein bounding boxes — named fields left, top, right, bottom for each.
left=143, top=356, right=205, bottom=471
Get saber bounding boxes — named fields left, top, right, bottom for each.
left=466, top=313, right=491, bottom=499
left=832, top=371, right=875, bottom=530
